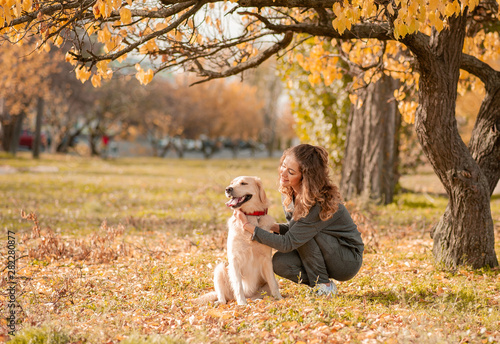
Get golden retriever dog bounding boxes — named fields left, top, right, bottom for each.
left=197, top=176, right=282, bottom=305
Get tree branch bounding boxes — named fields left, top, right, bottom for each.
left=461, top=53, right=500, bottom=92
left=190, top=31, right=293, bottom=85
left=240, top=11, right=394, bottom=40
left=238, top=0, right=337, bottom=7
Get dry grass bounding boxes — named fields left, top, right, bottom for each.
left=0, top=153, right=499, bottom=343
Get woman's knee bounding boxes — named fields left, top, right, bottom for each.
left=272, top=251, right=288, bottom=275
left=272, top=251, right=307, bottom=284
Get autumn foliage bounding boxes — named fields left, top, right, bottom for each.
left=0, top=157, right=499, bottom=343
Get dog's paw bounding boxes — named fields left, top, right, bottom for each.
left=236, top=299, right=248, bottom=306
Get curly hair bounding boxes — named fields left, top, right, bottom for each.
left=279, top=144, right=342, bottom=221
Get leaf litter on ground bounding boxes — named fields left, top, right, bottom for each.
left=1, top=210, right=498, bottom=344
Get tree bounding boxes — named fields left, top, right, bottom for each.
left=280, top=37, right=351, bottom=167
left=341, top=74, right=401, bottom=205
left=2, top=0, right=499, bottom=269
left=246, top=58, right=286, bottom=157
left=283, top=37, right=402, bottom=204
left=0, top=41, right=59, bottom=156
left=119, top=74, right=266, bottom=158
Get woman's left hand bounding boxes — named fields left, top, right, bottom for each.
left=233, top=209, right=248, bottom=226
left=233, top=209, right=256, bottom=234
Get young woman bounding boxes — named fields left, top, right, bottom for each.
left=234, top=144, right=364, bottom=296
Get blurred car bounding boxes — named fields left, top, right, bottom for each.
left=19, top=130, right=47, bottom=150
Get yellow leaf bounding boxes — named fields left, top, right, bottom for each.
left=397, top=20, right=408, bottom=38
left=444, top=2, right=458, bottom=17
left=4, top=7, right=12, bottom=25
left=307, top=72, right=321, bottom=85
left=119, top=7, right=131, bottom=24
left=428, top=11, right=444, bottom=31
left=14, top=0, right=21, bottom=16
left=281, top=321, right=299, bottom=328
left=97, top=25, right=111, bottom=43
left=429, top=0, right=439, bottom=11
left=22, top=0, right=32, bottom=12
left=136, top=68, right=154, bottom=85
left=0, top=10, right=6, bottom=28
left=97, top=60, right=109, bottom=71
left=386, top=3, right=394, bottom=15
left=91, top=74, right=102, bottom=87
left=206, top=309, right=231, bottom=320
left=155, top=22, right=168, bottom=31
left=93, top=0, right=102, bottom=18
left=332, top=13, right=347, bottom=33
left=104, top=36, right=120, bottom=53
left=75, top=66, right=91, bottom=83
left=54, top=35, right=64, bottom=47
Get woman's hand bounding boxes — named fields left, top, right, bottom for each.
left=271, top=223, right=280, bottom=233
left=233, top=209, right=255, bottom=234
left=233, top=209, right=247, bottom=225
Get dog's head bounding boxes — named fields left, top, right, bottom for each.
left=225, top=176, right=269, bottom=213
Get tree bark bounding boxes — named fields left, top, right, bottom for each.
left=403, top=15, right=498, bottom=269
left=466, top=69, right=500, bottom=197
left=1, top=118, right=13, bottom=152
left=33, top=97, right=44, bottom=159
left=340, top=74, right=400, bottom=204
left=9, top=113, right=24, bottom=156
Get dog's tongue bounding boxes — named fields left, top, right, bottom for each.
left=226, top=196, right=244, bottom=207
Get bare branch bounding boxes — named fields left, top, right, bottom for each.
left=238, top=0, right=337, bottom=7
left=461, top=53, right=500, bottom=92
left=190, top=31, right=293, bottom=85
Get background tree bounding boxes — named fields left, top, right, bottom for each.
left=2, top=0, right=499, bottom=269
left=119, top=74, right=266, bottom=158
left=0, top=41, right=59, bottom=156
left=245, top=58, right=285, bottom=157
left=340, top=74, right=401, bottom=205
left=280, top=37, right=351, bottom=167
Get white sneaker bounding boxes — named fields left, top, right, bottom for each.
left=314, top=280, right=338, bottom=297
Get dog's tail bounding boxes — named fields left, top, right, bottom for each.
left=193, top=291, right=218, bottom=304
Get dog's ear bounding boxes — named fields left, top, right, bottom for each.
left=255, top=177, right=269, bottom=208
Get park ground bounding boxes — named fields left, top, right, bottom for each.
left=0, top=153, right=499, bottom=343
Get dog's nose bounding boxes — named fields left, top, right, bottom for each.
left=225, top=187, right=233, bottom=193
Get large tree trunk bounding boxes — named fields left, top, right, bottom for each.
left=462, top=58, right=500, bottom=197
left=340, top=74, right=400, bottom=204
left=33, top=97, right=44, bottom=159
left=404, top=14, right=498, bottom=269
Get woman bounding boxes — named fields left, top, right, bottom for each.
left=234, top=144, right=364, bottom=296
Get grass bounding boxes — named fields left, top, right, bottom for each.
left=0, top=152, right=499, bottom=343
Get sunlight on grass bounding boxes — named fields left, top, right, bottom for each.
left=1, top=153, right=499, bottom=343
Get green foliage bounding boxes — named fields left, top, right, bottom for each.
left=279, top=37, right=351, bottom=167
left=8, top=327, right=72, bottom=344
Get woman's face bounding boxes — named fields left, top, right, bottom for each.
left=279, top=155, right=302, bottom=192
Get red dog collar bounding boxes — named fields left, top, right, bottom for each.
left=244, top=209, right=268, bottom=216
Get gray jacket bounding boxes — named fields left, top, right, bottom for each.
left=252, top=202, right=364, bottom=254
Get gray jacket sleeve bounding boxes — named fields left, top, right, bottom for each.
left=278, top=223, right=290, bottom=235
left=252, top=205, right=324, bottom=253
